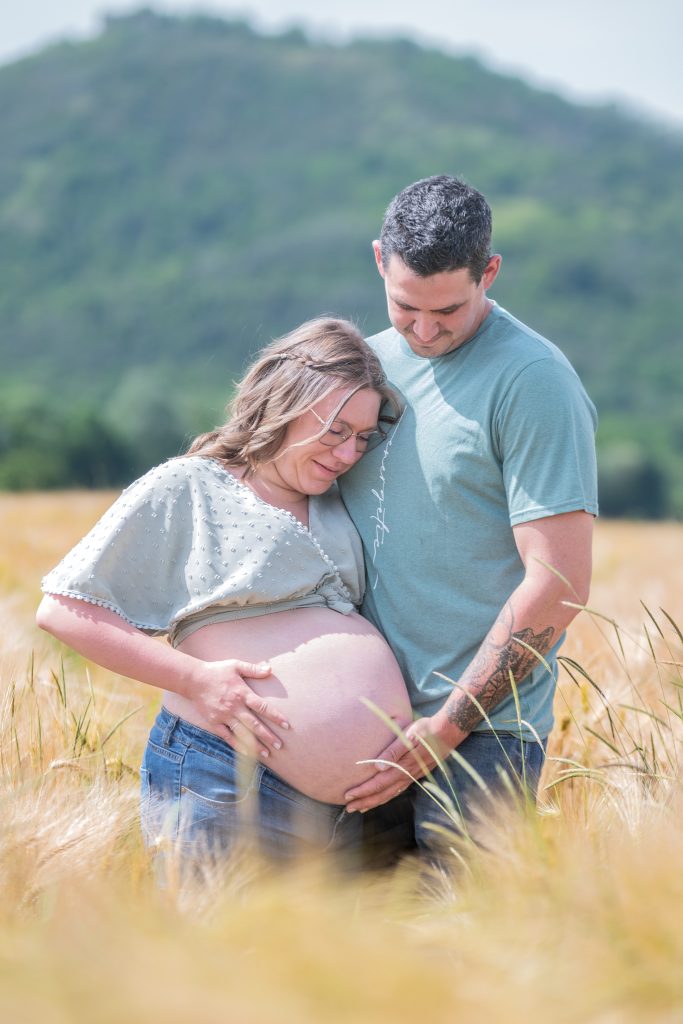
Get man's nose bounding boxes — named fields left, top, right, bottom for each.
left=412, top=315, right=440, bottom=342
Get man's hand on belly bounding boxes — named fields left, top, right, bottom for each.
left=344, top=716, right=457, bottom=813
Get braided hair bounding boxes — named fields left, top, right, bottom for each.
left=186, top=317, right=399, bottom=473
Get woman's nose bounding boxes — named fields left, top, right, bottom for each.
left=332, top=435, right=361, bottom=464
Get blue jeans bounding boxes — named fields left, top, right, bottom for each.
left=362, top=730, right=547, bottom=866
left=140, top=708, right=361, bottom=866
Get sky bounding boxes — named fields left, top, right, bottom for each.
left=2, top=0, right=682, bottom=129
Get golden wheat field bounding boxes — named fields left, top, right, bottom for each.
left=1, top=491, right=682, bottom=1024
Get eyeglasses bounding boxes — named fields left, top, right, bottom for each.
left=310, top=409, right=392, bottom=452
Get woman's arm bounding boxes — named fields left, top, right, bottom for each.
left=36, top=594, right=289, bottom=755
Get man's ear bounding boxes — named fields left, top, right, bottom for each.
left=372, top=240, right=385, bottom=278
left=482, top=254, right=502, bottom=290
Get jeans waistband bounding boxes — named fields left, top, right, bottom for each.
left=155, top=705, right=238, bottom=760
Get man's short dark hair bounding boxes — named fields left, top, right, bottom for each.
left=379, top=175, right=492, bottom=283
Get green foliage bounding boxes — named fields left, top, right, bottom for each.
left=598, top=442, right=668, bottom=519
left=1, top=9, right=682, bottom=513
left=0, top=400, right=134, bottom=489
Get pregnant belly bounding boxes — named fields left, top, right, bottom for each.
left=168, top=607, right=412, bottom=804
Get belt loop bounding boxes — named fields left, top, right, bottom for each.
left=162, top=713, right=180, bottom=747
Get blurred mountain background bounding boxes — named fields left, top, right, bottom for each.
left=2, top=9, right=681, bottom=516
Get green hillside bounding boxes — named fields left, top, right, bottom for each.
left=1, top=9, right=682, bottom=514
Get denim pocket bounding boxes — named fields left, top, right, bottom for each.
left=180, top=743, right=261, bottom=808
left=175, top=744, right=263, bottom=856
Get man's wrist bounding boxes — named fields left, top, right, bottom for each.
left=431, top=710, right=468, bottom=752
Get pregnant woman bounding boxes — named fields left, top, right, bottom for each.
left=37, top=318, right=411, bottom=867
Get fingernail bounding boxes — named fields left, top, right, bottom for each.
left=273, top=740, right=282, bottom=750
left=377, top=763, right=389, bottom=772
left=261, top=750, right=269, bottom=759
left=259, top=662, right=270, bottom=671
left=281, top=722, right=290, bottom=730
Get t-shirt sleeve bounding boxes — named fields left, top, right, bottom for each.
left=495, top=357, right=599, bottom=526
left=41, top=461, right=196, bottom=635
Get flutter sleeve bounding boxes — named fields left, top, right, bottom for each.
left=41, top=460, right=198, bottom=635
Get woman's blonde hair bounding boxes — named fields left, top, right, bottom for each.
left=187, top=317, right=400, bottom=473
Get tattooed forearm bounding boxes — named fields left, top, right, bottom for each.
left=446, top=623, right=556, bottom=733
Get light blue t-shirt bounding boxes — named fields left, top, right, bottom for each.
left=339, top=304, right=598, bottom=740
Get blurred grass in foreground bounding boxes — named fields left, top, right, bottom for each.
left=1, top=494, right=682, bottom=1023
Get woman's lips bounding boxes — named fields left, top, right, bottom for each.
left=313, top=460, right=340, bottom=476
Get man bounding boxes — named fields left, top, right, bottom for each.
left=339, top=175, right=598, bottom=857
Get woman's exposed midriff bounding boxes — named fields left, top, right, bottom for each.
left=166, top=606, right=412, bottom=804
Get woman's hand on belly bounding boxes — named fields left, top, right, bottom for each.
left=177, top=608, right=413, bottom=804
left=185, top=657, right=291, bottom=757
